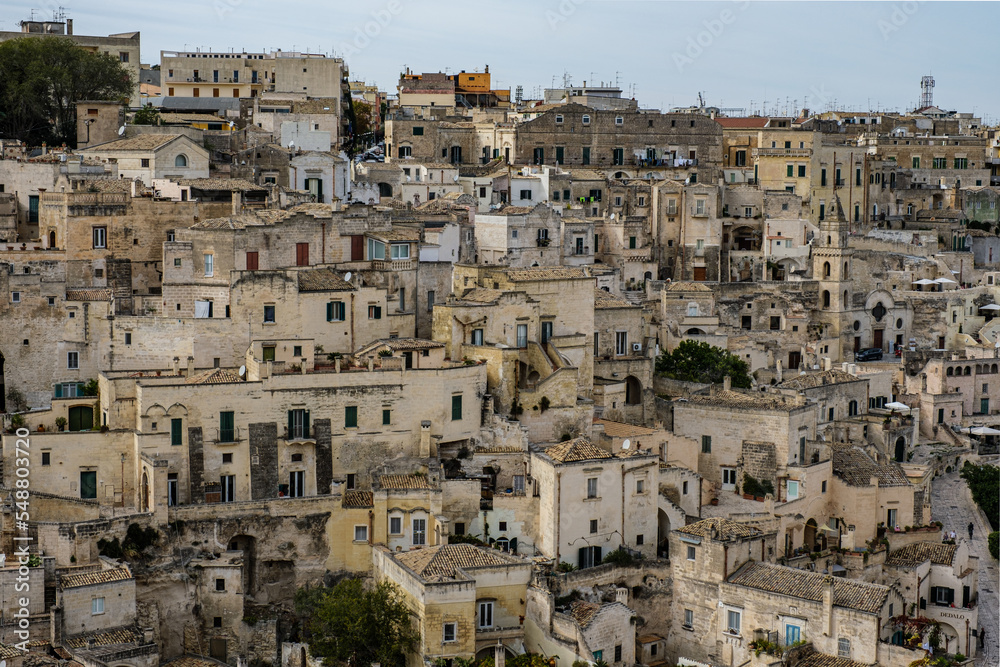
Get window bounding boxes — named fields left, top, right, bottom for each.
left=887, top=508, right=897, bottom=528
left=222, top=453, right=233, bottom=464
left=11, top=291, right=20, bottom=303
left=141, top=158, right=150, bottom=168
left=368, top=238, right=386, bottom=260
left=204, top=254, right=214, bottom=276
left=91, top=597, right=105, bottom=615
left=427, top=290, right=435, bottom=312
left=296, top=243, right=309, bottom=266
left=345, top=406, right=358, bottom=428
left=221, top=475, right=235, bottom=502
left=67, top=351, right=79, bottom=369
left=582, top=114, right=590, bottom=125
left=684, top=609, right=694, bottom=627
left=175, top=154, right=188, bottom=167
left=288, top=409, right=310, bottom=439
left=398, top=145, right=411, bottom=158
left=686, top=545, right=696, bottom=561
left=770, top=316, right=781, bottom=330
left=42, top=452, right=51, bottom=466
left=354, top=525, right=368, bottom=542
left=590, top=519, right=598, bottom=534
left=519, top=189, right=532, bottom=200
left=722, top=467, right=737, bottom=488
left=412, top=518, right=426, bottom=545
left=695, top=199, right=705, bottom=215
left=389, top=516, right=402, bottom=534
left=368, top=304, right=382, bottom=319
left=28, top=195, right=39, bottom=223
left=726, top=609, right=741, bottom=634
left=263, top=305, right=275, bottom=323
left=612, top=147, right=624, bottom=165
left=171, top=418, right=183, bottom=446
left=516, top=324, right=527, bottom=348
left=443, top=622, right=456, bottom=643
left=636, top=479, right=645, bottom=494
left=80, top=471, right=97, bottom=499
left=214, top=617, right=222, bottom=628
left=786, top=164, right=794, bottom=178
left=346, top=473, right=356, bottom=490
left=452, top=394, right=463, bottom=420
left=412, top=126, right=424, bottom=135
left=615, top=331, right=628, bottom=356
left=93, top=227, right=107, bottom=248
left=586, top=477, right=598, bottom=498
left=478, top=601, right=494, bottom=629
left=582, top=147, right=590, bottom=165
left=636, top=534, right=644, bottom=545
left=785, top=624, right=801, bottom=645
left=837, top=638, right=851, bottom=658
left=614, top=645, right=622, bottom=663
left=383, top=408, right=391, bottom=425
left=787, top=480, right=799, bottom=500
left=615, top=116, right=623, bottom=126
left=219, top=412, right=235, bottom=442
left=327, top=301, right=346, bottom=322
left=472, top=328, right=484, bottom=346
left=701, top=435, right=711, bottom=453
left=555, top=114, right=563, bottom=124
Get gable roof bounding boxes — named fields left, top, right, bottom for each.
left=832, top=445, right=910, bottom=487
left=885, top=541, right=957, bottom=567
left=297, top=268, right=354, bottom=292
left=727, top=561, right=890, bottom=614
left=544, top=437, right=613, bottom=463
left=594, top=288, right=636, bottom=309
left=184, top=368, right=241, bottom=385
left=60, top=566, right=132, bottom=589
left=80, top=134, right=186, bottom=152
left=379, top=474, right=434, bottom=490
left=568, top=600, right=600, bottom=627
left=677, top=517, right=764, bottom=541
left=394, top=543, right=523, bottom=581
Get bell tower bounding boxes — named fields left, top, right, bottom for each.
left=812, top=195, right=855, bottom=358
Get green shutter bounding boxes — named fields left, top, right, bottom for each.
left=54, top=384, right=63, bottom=398
left=303, top=410, right=310, bottom=439
left=327, top=302, right=333, bottom=322
left=345, top=406, right=357, bottom=428
left=452, top=394, right=463, bottom=421
left=171, top=418, right=183, bottom=446
left=288, top=410, right=294, bottom=437
left=383, top=409, right=391, bottom=425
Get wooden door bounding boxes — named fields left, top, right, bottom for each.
left=351, top=235, right=364, bottom=261
left=693, top=267, right=707, bottom=281
left=873, top=329, right=884, bottom=349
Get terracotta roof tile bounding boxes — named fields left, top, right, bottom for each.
left=161, top=656, right=232, bottom=667
left=356, top=338, right=444, bottom=354
left=297, top=268, right=354, bottom=292
left=832, top=445, right=910, bottom=487
left=681, top=389, right=805, bottom=412
left=885, top=541, right=956, bottom=567
left=568, top=600, right=600, bottom=628
left=544, top=437, right=613, bottom=463
left=677, top=518, right=763, bottom=541
left=369, top=228, right=420, bottom=242
left=593, top=419, right=657, bottom=439
left=184, top=368, right=241, bottom=385
left=65, top=289, right=112, bottom=302
left=594, top=288, right=636, bottom=309
left=727, top=561, right=889, bottom=614
left=64, top=627, right=144, bottom=648
left=379, top=474, right=433, bottom=490
left=504, top=267, right=593, bottom=282
left=457, top=288, right=504, bottom=303
left=0, top=644, right=27, bottom=659
left=60, top=566, right=132, bottom=589
left=178, top=178, right=266, bottom=192
left=394, top=543, right=523, bottom=581
left=776, top=369, right=863, bottom=390
left=342, top=491, right=373, bottom=508
left=81, top=134, right=183, bottom=151
left=794, top=651, right=871, bottom=667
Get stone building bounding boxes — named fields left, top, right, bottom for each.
left=79, top=135, right=210, bottom=185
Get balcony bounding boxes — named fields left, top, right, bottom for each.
left=371, top=259, right=413, bottom=271
left=536, top=238, right=551, bottom=247
left=753, top=147, right=812, bottom=158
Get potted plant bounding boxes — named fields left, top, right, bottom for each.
left=10, top=413, right=26, bottom=432
left=56, top=417, right=67, bottom=432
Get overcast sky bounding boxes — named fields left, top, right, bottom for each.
left=4, top=1, right=997, bottom=121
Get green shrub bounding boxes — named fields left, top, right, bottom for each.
left=961, top=462, right=999, bottom=530
left=989, top=531, right=999, bottom=560
left=602, top=548, right=635, bottom=567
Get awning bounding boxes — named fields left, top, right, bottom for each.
left=980, top=304, right=1000, bottom=311
left=934, top=277, right=957, bottom=284
left=970, top=426, right=1000, bottom=436
left=912, top=279, right=936, bottom=285
left=885, top=401, right=911, bottom=412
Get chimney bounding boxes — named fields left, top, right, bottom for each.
left=823, top=357, right=832, bottom=371
left=172, top=357, right=180, bottom=375
left=822, top=575, right=834, bottom=636
left=776, top=360, right=783, bottom=383
left=66, top=19, right=73, bottom=35
left=419, top=420, right=432, bottom=457
left=615, top=587, right=629, bottom=605
left=186, top=356, right=194, bottom=377
left=723, top=375, right=732, bottom=392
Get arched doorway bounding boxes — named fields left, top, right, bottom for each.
left=377, top=182, right=392, bottom=198
left=49, top=231, right=56, bottom=248
left=657, top=508, right=671, bottom=558
left=140, top=471, right=150, bottom=512
left=804, top=518, right=818, bottom=551
left=894, top=436, right=906, bottom=462
left=625, top=376, right=642, bottom=405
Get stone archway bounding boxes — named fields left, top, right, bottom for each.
left=894, top=436, right=906, bottom=462
left=625, top=376, right=642, bottom=405
left=658, top=508, right=671, bottom=558
left=804, top=518, right=818, bottom=551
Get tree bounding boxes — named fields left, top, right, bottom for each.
left=960, top=462, right=999, bottom=531
left=655, top=340, right=753, bottom=388
left=295, top=578, right=417, bottom=667
left=989, top=531, right=998, bottom=560
left=132, top=104, right=161, bottom=126
left=0, top=37, right=133, bottom=147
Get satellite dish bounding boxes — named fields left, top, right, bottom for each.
left=288, top=141, right=295, bottom=149
left=622, top=439, right=631, bottom=451
left=117, top=125, right=126, bottom=136
left=344, top=271, right=352, bottom=282
left=453, top=174, right=459, bottom=182
left=238, top=365, right=246, bottom=377
left=228, top=121, right=235, bottom=129
left=610, top=213, right=615, bottom=220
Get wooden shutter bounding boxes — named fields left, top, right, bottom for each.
left=246, top=251, right=258, bottom=270
left=351, top=235, right=364, bottom=260
left=296, top=243, right=309, bottom=266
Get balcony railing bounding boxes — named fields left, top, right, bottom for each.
left=371, top=259, right=413, bottom=271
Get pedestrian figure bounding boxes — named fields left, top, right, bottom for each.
left=980, top=626, right=986, bottom=649
left=967, top=522, right=974, bottom=540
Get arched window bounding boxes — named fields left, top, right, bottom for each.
left=965, top=366, right=972, bottom=376
left=378, top=182, right=392, bottom=197
left=823, top=261, right=831, bottom=277
left=174, top=154, right=188, bottom=167
left=843, top=290, right=848, bottom=305
left=947, top=367, right=954, bottom=376
left=843, top=261, right=849, bottom=278
left=822, top=290, right=830, bottom=308
left=625, top=376, right=642, bottom=405
left=848, top=400, right=858, bottom=416
left=993, top=364, right=998, bottom=374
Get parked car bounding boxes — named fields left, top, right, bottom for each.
left=855, top=347, right=884, bottom=361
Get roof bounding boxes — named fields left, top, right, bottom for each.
left=681, top=389, right=804, bottom=412
left=357, top=338, right=444, bottom=354
left=64, top=627, right=144, bottom=648
left=184, top=368, right=241, bottom=385
left=457, top=288, right=504, bottom=304
left=594, top=288, right=637, bottom=309
left=0, top=644, right=27, bottom=659
left=394, top=543, right=523, bottom=582
left=715, top=116, right=771, bottom=129
left=495, top=205, right=535, bottom=215
left=727, top=561, right=890, bottom=614
left=677, top=518, right=764, bottom=541
left=60, top=566, right=132, bottom=589
left=568, top=601, right=600, bottom=628
left=161, top=656, right=232, bottom=667
left=504, top=267, right=593, bottom=282
left=379, top=474, right=434, bottom=490
left=665, top=281, right=713, bottom=292
left=594, top=419, right=657, bottom=439
left=544, top=437, right=613, bottom=463
left=776, top=369, right=863, bottom=390
left=178, top=178, right=267, bottom=192
left=342, top=491, right=373, bottom=509
left=298, top=268, right=354, bottom=292
left=885, top=541, right=957, bottom=567
left=159, top=112, right=226, bottom=124
left=65, top=288, right=112, bottom=302
left=832, top=445, right=910, bottom=487
left=794, top=652, right=870, bottom=667
left=80, top=134, right=183, bottom=152
left=369, top=228, right=420, bottom=242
